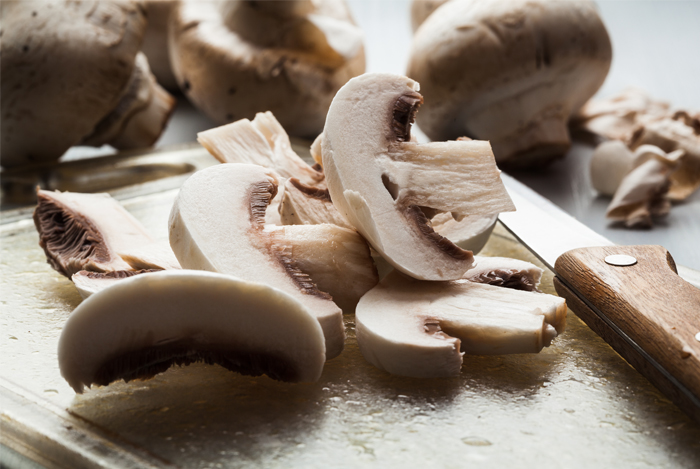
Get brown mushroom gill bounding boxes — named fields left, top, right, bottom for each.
left=93, top=339, right=300, bottom=386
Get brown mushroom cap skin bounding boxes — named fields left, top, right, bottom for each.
left=168, top=0, right=365, bottom=138
left=407, top=0, right=612, bottom=167
left=0, top=0, right=148, bottom=167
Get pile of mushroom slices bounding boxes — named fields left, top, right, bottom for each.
left=1, top=0, right=175, bottom=168
left=406, top=0, right=612, bottom=169
left=574, top=89, right=700, bottom=228
left=167, top=0, right=365, bottom=138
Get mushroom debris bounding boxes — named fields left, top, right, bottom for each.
left=356, top=270, right=566, bottom=378
left=406, top=0, right=612, bottom=168
left=321, top=73, right=515, bottom=281
left=168, top=0, right=365, bottom=138
left=59, top=270, right=328, bottom=392
left=579, top=88, right=700, bottom=227
left=1, top=0, right=175, bottom=168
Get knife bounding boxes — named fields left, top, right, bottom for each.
left=498, top=173, right=700, bottom=423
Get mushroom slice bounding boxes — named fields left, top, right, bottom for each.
left=322, top=73, right=515, bottom=281
left=33, top=190, right=154, bottom=277
left=59, top=270, right=327, bottom=393
left=279, top=178, right=353, bottom=229
left=71, top=269, right=159, bottom=299
left=463, top=256, right=543, bottom=292
left=606, top=150, right=682, bottom=228
left=629, top=117, right=700, bottom=201
left=266, top=224, right=378, bottom=314
left=430, top=213, right=497, bottom=254
left=169, top=164, right=345, bottom=359
left=197, top=112, right=324, bottom=186
left=117, top=239, right=182, bottom=271
left=356, top=271, right=566, bottom=378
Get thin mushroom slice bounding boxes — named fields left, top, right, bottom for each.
left=197, top=112, right=324, bottom=186
left=59, top=270, right=327, bottom=393
left=266, top=224, right=378, bottom=314
left=356, top=271, right=566, bottom=378
left=169, top=164, right=345, bottom=359
left=33, top=189, right=154, bottom=277
left=322, top=73, right=515, bottom=281
left=117, top=239, right=182, bottom=271
left=71, top=269, right=159, bottom=299
left=464, top=256, right=544, bottom=292
left=279, top=178, right=354, bottom=229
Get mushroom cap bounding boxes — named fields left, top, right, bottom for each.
left=356, top=270, right=565, bottom=378
left=168, top=163, right=345, bottom=359
left=321, top=73, right=514, bottom=281
left=1, top=0, right=147, bottom=167
left=59, top=270, right=327, bottom=392
left=168, top=0, right=365, bottom=138
left=407, top=0, right=612, bottom=167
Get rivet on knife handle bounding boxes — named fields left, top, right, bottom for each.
left=554, top=245, right=700, bottom=422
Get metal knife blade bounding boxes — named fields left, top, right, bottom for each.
left=498, top=173, right=700, bottom=423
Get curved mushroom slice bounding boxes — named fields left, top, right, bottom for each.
left=606, top=150, right=682, bottom=229
left=279, top=178, right=353, bottom=229
left=198, top=112, right=324, bottom=186
left=266, top=224, right=378, bottom=314
left=464, top=256, right=543, bottom=292
left=72, top=269, right=159, bottom=299
left=118, top=239, right=182, bottom=271
left=59, top=270, right=327, bottom=393
left=629, top=117, right=700, bottom=201
left=430, top=213, right=497, bottom=254
left=33, top=190, right=154, bottom=277
left=356, top=271, right=566, bottom=378
left=169, top=164, right=345, bottom=359
left=322, top=73, right=515, bottom=281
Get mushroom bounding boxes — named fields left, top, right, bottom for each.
left=266, top=224, right=378, bottom=314
left=72, top=269, right=159, bottom=299
left=168, top=0, right=365, bottom=137
left=410, top=0, right=449, bottom=32
left=279, top=178, right=354, bottom=229
left=463, top=256, right=543, bottom=292
left=33, top=189, right=157, bottom=277
left=321, top=73, right=515, bottom=281
left=1, top=1, right=175, bottom=168
left=168, top=163, right=345, bottom=358
left=59, top=270, right=327, bottom=392
left=589, top=141, right=637, bottom=197
left=355, top=270, right=566, bottom=378
left=406, top=0, right=612, bottom=167
left=606, top=149, right=682, bottom=229
left=141, top=0, right=178, bottom=90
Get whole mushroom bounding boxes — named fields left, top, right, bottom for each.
left=0, top=0, right=175, bottom=168
left=169, top=0, right=366, bottom=138
left=406, top=0, right=612, bottom=168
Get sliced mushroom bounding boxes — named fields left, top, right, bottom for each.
left=117, top=239, right=182, bottom=271
left=356, top=271, right=566, bottom=378
left=169, top=0, right=365, bottom=137
left=169, top=163, right=345, bottom=359
left=463, top=256, right=543, bottom=292
left=265, top=224, right=378, bottom=314
left=197, top=112, right=324, bottom=186
left=406, top=0, right=612, bottom=167
left=321, top=73, right=515, bottom=281
left=59, top=270, right=327, bottom=392
left=629, top=117, right=700, bottom=201
left=33, top=189, right=155, bottom=277
left=1, top=1, right=174, bottom=167
left=142, top=1, right=178, bottom=90
left=279, top=178, right=353, bottom=229
left=606, top=150, right=682, bottom=228
left=590, top=141, right=637, bottom=196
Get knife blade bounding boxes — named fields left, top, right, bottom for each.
left=498, top=173, right=700, bottom=423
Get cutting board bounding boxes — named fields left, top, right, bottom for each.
left=1, top=145, right=699, bottom=468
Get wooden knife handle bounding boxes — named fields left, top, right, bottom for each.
left=554, top=245, right=700, bottom=421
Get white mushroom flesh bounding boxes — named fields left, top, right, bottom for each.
left=59, top=270, right=327, bottom=392
left=356, top=271, right=566, bottom=378
left=168, top=163, right=345, bottom=359
left=321, top=73, right=515, bottom=281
